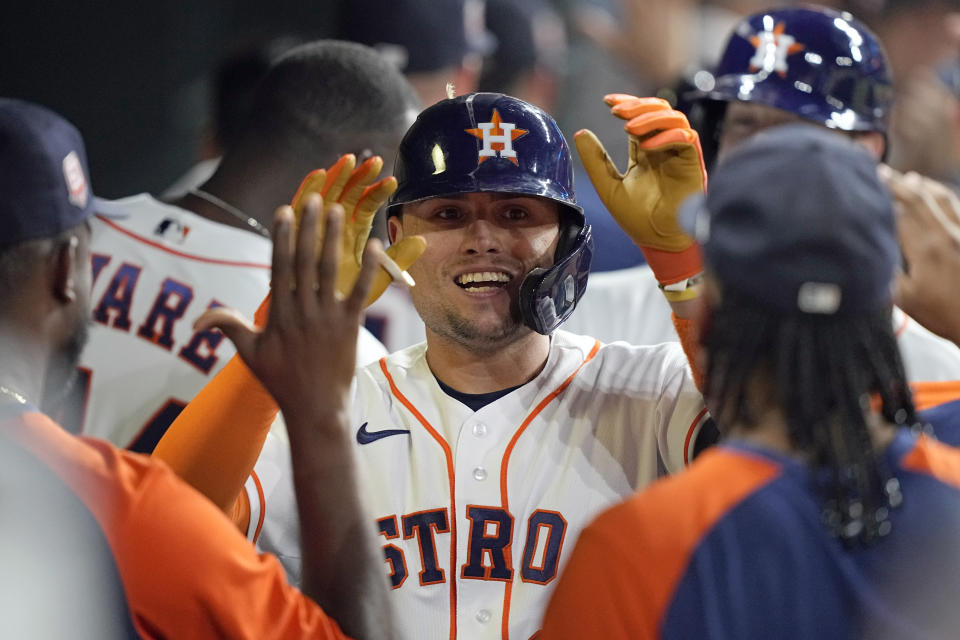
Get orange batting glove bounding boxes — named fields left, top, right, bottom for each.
left=290, top=154, right=425, bottom=307
left=575, top=95, right=706, bottom=291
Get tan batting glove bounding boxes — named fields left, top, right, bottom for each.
left=290, top=154, right=425, bottom=307
left=575, top=95, right=707, bottom=287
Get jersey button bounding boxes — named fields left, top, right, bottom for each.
left=472, top=422, right=488, bottom=438
left=473, top=466, right=487, bottom=481
left=476, top=609, right=492, bottom=624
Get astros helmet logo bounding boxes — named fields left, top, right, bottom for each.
left=748, top=21, right=805, bottom=77
left=465, top=108, right=529, bottom=166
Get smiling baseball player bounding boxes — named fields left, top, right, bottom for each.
left=156, top=91, right=712, bottom=640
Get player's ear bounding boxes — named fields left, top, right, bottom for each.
left=51, top=235, right=80, bottom=304
left=854, top=131, right=885, bottom=160
left=388, top=215, right=403, bottom=244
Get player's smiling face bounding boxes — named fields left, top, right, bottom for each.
left=391, top=192, right=560, bottom=350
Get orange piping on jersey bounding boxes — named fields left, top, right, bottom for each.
left=498, top=339, right=601, bottom=640
left=894, top=313, right=910, bottom=338
left=250, top=470, right=266, bottom=544
left=380, top=358, right=458, bottom=640
left=911, top=380, right=960, bottom=412
left=95, top=215, right=271, bottom=269
left=683, top=408, right=710, bottom=466
left=900, top=435, right=960, bottom=491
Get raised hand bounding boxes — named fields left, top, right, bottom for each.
left=196, top=193, right=379, bottom=420
left=290, top=154, right=425, bottom=307
left=575, top=95, right=706, bottom=288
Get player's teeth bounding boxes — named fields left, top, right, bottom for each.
left=457, top=272, right=510, bottom=284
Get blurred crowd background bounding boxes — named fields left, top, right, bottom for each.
left=5, top=0, right=958, bottom=206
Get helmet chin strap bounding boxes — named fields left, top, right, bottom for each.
left=518, top=225, right=593, bottom=334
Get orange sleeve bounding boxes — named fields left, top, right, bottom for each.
left=152, top=295, right=277, bottom=527
left=901, top=435, right=960, bottom=490
left=13, top=413, right=350, bottom=640
left=539, top=515, right=659, bottom=640
left=672, top=313, right=705, bottom=392
left=910, top=380, right=960, bottom=412
left=114, top=455, right=351, bottom=640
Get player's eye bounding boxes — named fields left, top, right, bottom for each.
left=433, top=206, right=463, bottom=221
left=501, top=206, right=528, bottom=221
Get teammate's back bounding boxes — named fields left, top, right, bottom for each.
left=544, top=431, right=960, bottom=639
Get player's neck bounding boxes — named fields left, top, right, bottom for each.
left=0, top=323, right=47, bottom=407
left=725, top=402, right=899, bottom=458
left=171, top=166, right=290, bottom=234
left=424, top=330, right=551, bottom=394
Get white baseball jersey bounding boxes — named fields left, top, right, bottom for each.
left=364, top=285, right=425, bottom=352
left=562, top=265, right=960, bottom=382
left=892, top=306, right=960, bottom=382
left=76, top=194, right=387, bottom=450
left=562, top=264, right=676, bottom=346
left=246, top=330, right=707, bottom=640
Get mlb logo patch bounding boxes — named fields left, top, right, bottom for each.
left=154, top=217, right=191, bottom=244
left=62, top=150, right=89, bottom=208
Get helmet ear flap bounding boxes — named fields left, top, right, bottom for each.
left=520, top=224, right=593, bottom=335
left=554, top=207, right=585, bottom=262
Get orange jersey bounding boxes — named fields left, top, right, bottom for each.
left=0, top=404, right=350, bottom=640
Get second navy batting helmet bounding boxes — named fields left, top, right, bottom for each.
left=687, top=6, right=893, bottom=165
left=388, top=92, right=592, bottom=335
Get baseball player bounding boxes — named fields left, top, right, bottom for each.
left=542, top=123, right=960, bottom=640
left=565, top=4, right=960, bottom=388
left=155, top=90, right=713, bottom=639
left=68, top=40, right=419, bottom=450
left=0, top=98, right=392, bottom=639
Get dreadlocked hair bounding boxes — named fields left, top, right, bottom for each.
left=703, top=291, right=918, bottom=546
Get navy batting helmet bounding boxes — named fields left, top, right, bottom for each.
left=707, top=6, right=892, bottom=131
left=388, top=92, right=592, bottom=335
left=687, top=6, right=893, bottom=165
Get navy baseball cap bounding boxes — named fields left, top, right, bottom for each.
left=680, top=123, right=898, bottom=315
left=0, top=99, right=99, bottom=249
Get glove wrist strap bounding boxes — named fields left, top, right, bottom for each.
left=641, top=244, right=703, bottom=286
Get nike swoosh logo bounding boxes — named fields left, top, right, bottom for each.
left=356, top=422, right=412, bottom=445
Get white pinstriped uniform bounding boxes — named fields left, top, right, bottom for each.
left=246, top=330, right=707, bottom=640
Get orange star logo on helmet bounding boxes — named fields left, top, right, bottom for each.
left=465, top=109, right=529, bottom=166
left=748, top=21, right=805, bottom=77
